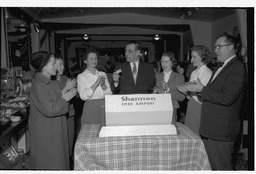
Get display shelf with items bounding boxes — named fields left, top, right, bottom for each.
left=0, top=96, right=29, bottom=134
left=0, top=96, right=30, bottom=169
left=1, top=68, right=15, bottom=99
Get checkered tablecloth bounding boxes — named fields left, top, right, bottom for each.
left=74, top=123, right=211, bottom=170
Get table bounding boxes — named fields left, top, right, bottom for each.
left=0, top=116, right=28, bottom=143
left=0, top=105, right=29, bottom=155
left=74, top=123, right=211, bottom=170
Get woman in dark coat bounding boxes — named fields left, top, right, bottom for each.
left=29, top=51, right=77, bottom=169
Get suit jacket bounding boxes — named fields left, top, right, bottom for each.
left=200, top=57, right=246, bottom=141
left=113, top=61, right=156, bottom=94
left=155, top=71, right=185, bottom=108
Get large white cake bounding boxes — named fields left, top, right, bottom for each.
left=99, top=94, right=177, bottom=137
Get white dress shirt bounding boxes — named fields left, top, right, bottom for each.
left=77, top=69, right=112, bottom=101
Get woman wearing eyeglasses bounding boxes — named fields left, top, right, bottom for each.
left=177, top=45, right=212, bottom=136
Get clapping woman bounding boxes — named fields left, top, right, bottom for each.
left=77, top=48, right=112, bottom=124
left=29, top=51, right=77, bottom=169
left=177, top=45, right=212, bottom=135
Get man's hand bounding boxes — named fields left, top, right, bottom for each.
left=113, top=71, right=120, bottom=82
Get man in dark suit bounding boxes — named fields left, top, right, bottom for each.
left=112, top=41, right=156, bottom=94
left=187, top=34, right=246, bottom=170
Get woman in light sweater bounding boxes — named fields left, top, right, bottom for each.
left=178, top=45, right=212, bottom=135
left=77, top=48, right=112, bottom=124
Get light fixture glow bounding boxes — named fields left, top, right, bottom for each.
left=154, top=34, right=160, bottom=41
left=83, top=34, right=89, bottom=40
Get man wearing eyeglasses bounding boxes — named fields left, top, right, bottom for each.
left=186, top=34, right=246, bottom=170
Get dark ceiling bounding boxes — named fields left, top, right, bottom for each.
left=8, top=7, right=236, bottom=32
left=22, top=7, right=235, bottom=22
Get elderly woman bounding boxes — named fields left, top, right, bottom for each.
left=153, top=51, right=185, bottom=125
left=77, top=48, right=112, bottom=124
left=178, top=45, right=212, bottom=135
left=29, top=51, right=77, bottom=169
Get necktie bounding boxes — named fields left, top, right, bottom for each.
left=132, top=63, right=137, bottom=84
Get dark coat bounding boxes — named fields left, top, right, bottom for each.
left=29, top=73, right=70, bottom=169
left=200, top=57, right=246, bottom=141
left=113, top=61, right=156, bottom=94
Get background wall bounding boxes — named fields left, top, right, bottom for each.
left=212, top=13, right=238, bottom=53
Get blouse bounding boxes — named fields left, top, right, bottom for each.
left=77, top=69, right=112, bottom=101
left=189, top=64, right=212, bottom=103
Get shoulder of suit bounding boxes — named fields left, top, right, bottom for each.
left=115, top=62, right=127, bottom=70
left=229, top=57, right=244, bottom=67
left=140, top=61, right=154, bottom=68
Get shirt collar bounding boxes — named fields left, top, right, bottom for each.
left=130, top=60, right=139, bottom=67
left=35, top=73, right=51, bottom=85
left=196, top=64, right=207, bottom=73
left=164, top=70, right=172, bottom=75
left=223, top=55, right=236, bottom=67
left=85, top=68, right=99, bottom=76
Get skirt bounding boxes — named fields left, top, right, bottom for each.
left=185, top=98, right=202, bottom=136
left=81, top=98, right=105, bottom=125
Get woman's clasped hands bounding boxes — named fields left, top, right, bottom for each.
left=62, top=86, right=77, bottom=102
left=94, top=75, right=107, bottom=90
left=63, top=78, right=77, bottom=93
left=62, top=78, right=77, bottom=102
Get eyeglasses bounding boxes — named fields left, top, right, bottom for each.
left=214, top=44, right=231, bottom=51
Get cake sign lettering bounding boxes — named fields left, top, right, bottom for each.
left=121, top=96, right=156, bottom=106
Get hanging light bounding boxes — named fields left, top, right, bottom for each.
left=154, top=25, right=160, bottom=41
left=83, top=34, right=89, bottom=40
left=154, top=34, right=160, bottom=41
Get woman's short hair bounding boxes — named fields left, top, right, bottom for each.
left=84, top=48, right=98, bottom=61
left=162, top=51, right=177, bottom=70
left=191, top=45, right=211, bottom=64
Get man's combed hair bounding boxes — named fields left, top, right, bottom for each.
left=126, top=41, right=141, bottom=52
left=217, top=33, right=237, bottom=49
